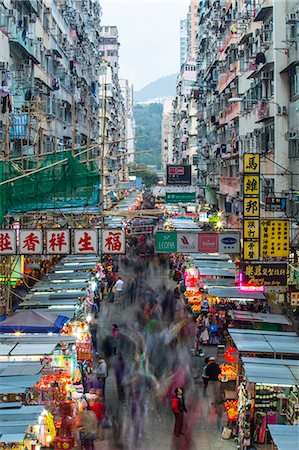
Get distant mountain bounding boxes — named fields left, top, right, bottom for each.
left=134, top=74, right=177, bottom=103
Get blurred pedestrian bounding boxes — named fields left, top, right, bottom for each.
left=89, top=390, right=106, bottom=439
left=76, top=405, right=97, bottom=450
left=202, top=357, right=210, bottom=395
left=114, top=353, right=126, bottom=401
left=94, top=356, right=108, bottom=397
left=172, top=387, right=187, bottom=437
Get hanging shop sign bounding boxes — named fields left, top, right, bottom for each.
left=260, top=219, right=289, bottom=258
left=155, top=231, right=178, bottom=253
left=177, top=232, right=198, bottom=253
left=166, top=165, right=192, bottom=186
left=198, top=233, right=219, bottom=253
left=239, top=262, right=288, bottom=287
left=155, top=231, right=240, bottom=254
left=73, top=229, right=98, bottom=255
left=243, top=153, right=260, bottom=261
left=265, top=197, right=287, bottom=212
left=0, top=230, right=16, bottom=255
left=165, top=192, right=196, bottom=203
left=0, top=229, right=126, bottom=255
left=102, top=229, right=126, bottom=254
left=290, top=292, right=299, bottom=306
left=19, top=229, right=43, bottom=255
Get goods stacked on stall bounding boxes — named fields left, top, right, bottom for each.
left=286, top=388, right=299, bottom=425
left=62, top=321, right=92, bottom=363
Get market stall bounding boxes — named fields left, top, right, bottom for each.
left=0, top=310, right=69, bottom=334
left=229, top=311, right=293, bottom=332
left=228, top=329, right=299, bottom=359
left=236, top=358, right=299, bottom=449
left=268, top=424, right=299, bottom=450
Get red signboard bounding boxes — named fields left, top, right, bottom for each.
left=198, top=233, right=219, bottom=253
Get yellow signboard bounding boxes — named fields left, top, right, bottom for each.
left=243, top=197, right=260, bottom=218
left=244, top=153, right=260, bottom=174
left=244, top=240, right=260, bottom=261
left=243, top=175, right=260, bottom=196
left=244, top=219, right=260, bottom=239
left=260, top=219, right=290, bottom=258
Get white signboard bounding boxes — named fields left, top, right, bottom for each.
left=19, top=230, right=43, bottom=254
left=218, top=233, right=240, bottom=254
left=0, top=230, right=16, bottom=255
left=73, top=229, right=98, bottom=254
left=102, top=229, right=126, bottom=254
left=177, top=232, right=198, bottom=253
left=46, top=229, right=70, bottom=254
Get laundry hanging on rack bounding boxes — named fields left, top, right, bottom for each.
left=256, top=52, right=266, bottom=65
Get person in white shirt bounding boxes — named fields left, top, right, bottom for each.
left=114, top=277, right=124, bottom=303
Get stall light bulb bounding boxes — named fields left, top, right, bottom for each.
left=46, top=435, right=52, bottom=443
left=91, top=281, right=97, bottom=291
left=36, top=446, right=41, bottom=450
left=216, top=221, right=223, bottom=228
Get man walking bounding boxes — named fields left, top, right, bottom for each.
left=114, top=276, right=124, bottom=303
left=172, top=387, right=187, bottom=437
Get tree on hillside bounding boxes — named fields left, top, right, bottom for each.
left=128, top=163, right=159, bottom=187
left=133, top=103, right=163, bottom=168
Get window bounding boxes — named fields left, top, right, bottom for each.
left=289, top=67, right=299, bottom=100
left=289, top=139, right=299, bottom=158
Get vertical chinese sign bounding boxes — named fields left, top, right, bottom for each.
left=243, top=153, right=260, bottom=261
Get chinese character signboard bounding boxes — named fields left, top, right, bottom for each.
left=19, top=230, right=43, bottom=254
left=165, top=192, right=196, bottom=203
left=260, top=219, right=289, bottom=258
left=240, top=262, right=288, bottom=287
left=74, top=229, right=98, bottom=254
left=265, top=197, right=287, bottom=212
left=244, top=153, right=260, bottom=174
left=290, top=292, right=299, bottom=306
left=46, top=229, right=70, bottom=255
left=243, top=240, right=260, bottom=261
left=0, top=230, right=16, bottom=255
left=244, top=219, right=259, bottom=239
left=243, top=153, right=260, bottom=261
left=243, top=197, right=260, bottom=218
left=166, top=165, right=191, bottom=186
left=102, top=229, right=126, bottom=254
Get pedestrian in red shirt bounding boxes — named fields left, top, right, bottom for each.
left=172, top=387, right=187, bottom=437
left=89, top=390, right=106, bottom=440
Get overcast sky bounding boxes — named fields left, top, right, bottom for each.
left=101, top=0, right=190, bottom=90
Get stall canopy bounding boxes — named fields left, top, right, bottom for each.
left=0, top=406, right=44, bottom=442
left=268, top=425, right=299, bottom=450
left=229, top=329, right=299, bottom=356
left=230, top=311, right=292, bottom=326
left=202, top=279, right=235, bottom=287
left=208, top=287, right=266, bottom=300
left=190, top=253, right=231, bottom=261
left=199, top=268, right=235, bottom=278
left=0, top=310, right=69, bottom=333
left=193, top=261, right=235, bottom=269
left=31, top=281, right=88, bottom=292
left=241, top=357, right=299, bottom=386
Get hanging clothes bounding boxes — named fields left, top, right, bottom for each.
left=256, top=52, right=266, bottom=65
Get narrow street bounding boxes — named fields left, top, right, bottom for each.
left=91, top=260, right=238, bottom=450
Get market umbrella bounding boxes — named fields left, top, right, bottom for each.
left=0, top=310, right=69, bottom=333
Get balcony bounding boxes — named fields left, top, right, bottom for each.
left=219, top=176, right=240, bottom=196
left=24, top=0, right=38, bottom=13
left=9, top=24, right=39, bottom=63
left=218, top=61, right=239, bottom=94
left=219, top=101, right=240, bottom=125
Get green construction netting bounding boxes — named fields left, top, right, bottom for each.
left=0, top=151, right=100, bottom=223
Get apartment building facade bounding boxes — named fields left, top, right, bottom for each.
left=173, top=0, right=299, bottom=228
left=161, top=97, right=174, bottom=171
left=0, top=0, right=103, bottom=161
left=180, top=19, right=188, bottom=67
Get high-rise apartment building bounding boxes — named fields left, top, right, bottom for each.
left=161, top=98, right=174, bottom=171
left=173, top=0, right=299, bottom=227
left=180, top=19, right=188, bottom=67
